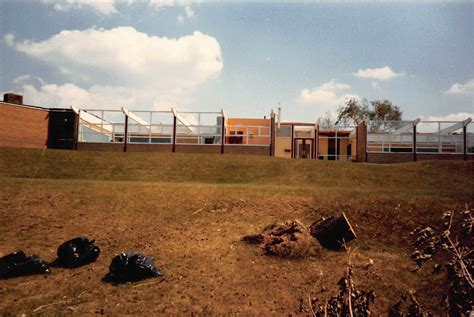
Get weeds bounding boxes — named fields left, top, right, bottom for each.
left=409, top=208, right=473, bottom=316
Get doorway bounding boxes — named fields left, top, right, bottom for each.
left=48, top=109, right=75, bottom=149
left=294, top=138, right=313, bottom=159
left=327, top=137, right=340, bottom=160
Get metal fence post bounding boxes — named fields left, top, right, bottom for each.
left=413, top=122, right=417, bottom=161
left=73, top=109, right=79, bottom=150
left=290, top=124, right=294, bottom=158
left=269, top=112, right=275, bottom=156
left=464, top=125, right=467, bottom=161
left=221, top=111, right=225, bottom=154
left=313, top=128, right=318, bottom=159
left=172, top=113, right=177, bottom=153
left=123, top=113, right=128, bottom=152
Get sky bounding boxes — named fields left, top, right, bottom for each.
left=0, top=0, right=473, bottom=122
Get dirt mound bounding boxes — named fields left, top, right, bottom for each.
left=242, top=220, right=321, bottom=258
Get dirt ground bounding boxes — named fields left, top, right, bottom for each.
left=0, top=149, right=472, bottom=315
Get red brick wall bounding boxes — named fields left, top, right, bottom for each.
left=224, top=145, right=270, bottom=156
left=0, top=102, right=49, bottom=149
left=356, top=122, right=367, bottom=162
left=128, top=144, right=172, bottom=152
left=175, top=144, right=220, bottom=154
left=417, top=153, right=472, bottom=161
left=76, top=142, right=124, bottom=152
left=76, top=142, right=270, bottom=156
left=366, top=152, right=473, bottom=163
left=366, top=153, right=414, bottom=163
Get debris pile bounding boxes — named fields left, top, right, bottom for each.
left=409, top=209, right=473, bottom=316
left=302, top=268, right=376, bottom=316
left=103, top=252, right=163, bottom=284
left=0, top=250, right=50, bottom=279
left=54, top=236, right=100, bottom=268
left=242, top=220, right=321, bottom=258
left=389, top=292, right=432, bottom=317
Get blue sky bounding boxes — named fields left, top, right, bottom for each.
left=1, top=0, right=473, bottom=122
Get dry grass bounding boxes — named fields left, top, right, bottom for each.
left=0, top=147, right=472, bottom=315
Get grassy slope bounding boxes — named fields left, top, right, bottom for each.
left=0, top=147, right=472, bottom=315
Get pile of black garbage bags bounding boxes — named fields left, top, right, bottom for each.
left=0, top=236, right=162, bottom=284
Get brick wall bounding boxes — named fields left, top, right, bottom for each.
left=355, top=122, right=367, bottom=162
left=175, top=144, right=220, bottom=154
left=128, top=144, right=172, bottom=152
left=366, top=152, right=473, bottom=163
left=0, top=102, right=49, bottom=149
left=417, top=153, right=473, bottom=161
left=224, top=145, right=270, bottom=156
left=366, top=153, right=414, bottom=163
left=76, top=142, right=124, bottom=152
left=76, top=142, right=270, bottom=156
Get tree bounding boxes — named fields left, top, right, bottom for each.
left=336, top=98, right=402, bottom=126
left=320, top=111, right=335, bottom=129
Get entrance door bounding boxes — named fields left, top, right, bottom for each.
left=48, top=110, right=75, bottom=149
left=295, top=139, right=313, bottom=159
left=327, top=138, right=340, bottom=160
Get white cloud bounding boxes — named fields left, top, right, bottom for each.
left=4, top=33, right=15, bottom=47
left=148, top=0, right=195, bottom=9
left=354, top=66, right=401, bottom=81
left=178, top=5, right=194, bottom=22
left=13, top=75, right=31, bottom=84
left=297, top=80, right=358, bottom=108
left=420, top=112, right=474, bottom=122
left=184, top=5, right=194, bottom=17
left=371, top=81, right=380, bottom=90
left=7, top=27, right=222, bottom=110
left=15, top=83, right=150, bottom=109
left=178, top=6, right=194, bottom=22
left=445, top=79, right=474, bottom=95
left=40, top=0, right=199, bottom=15
left=13, top=75, right=46, bottom=85
left=41, top=0, right=118, bottom=15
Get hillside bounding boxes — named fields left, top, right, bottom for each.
left=0, top=147, right=472, bottom=315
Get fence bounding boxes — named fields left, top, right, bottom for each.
left=466, top=121, right=474, bottom=154
left=317, top=124, right=356, bottom=161
left=76, top=108, right=272, bottom=154
left=78, top=109, right=125, bottom=143
left=366, top=120, right=415, bottom=153
left=366, top=119, right=473, bottom=156
left=416, top=121, right=464, bottom=154
left=175, top=111, right=223, bottom=145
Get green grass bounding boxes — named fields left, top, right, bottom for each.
left=0, top=147, right=472, bottom=194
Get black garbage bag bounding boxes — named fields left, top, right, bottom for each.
left=103, top=252, right=162, bottom=284
left=54, top=236, right=100, bottom=268
left=0, top=250, right=50, bottom=279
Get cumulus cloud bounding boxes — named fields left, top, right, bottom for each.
left=41, top=0, right=118, bottom=15
left=7, top=27, right=222, bottom=110
left=12, top=81, right=194, bottom=112
left=8, top=27, right=222, bottom=89
left=297, top=80, right=358, bottom=108
left=353, top=66, right=401, bottom=81
left=445, top=79, right=474, bottom=95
